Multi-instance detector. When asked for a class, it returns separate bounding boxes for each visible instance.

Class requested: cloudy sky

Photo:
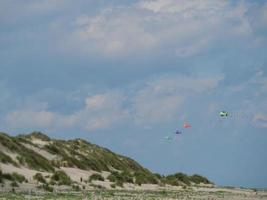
[1,0,267,188]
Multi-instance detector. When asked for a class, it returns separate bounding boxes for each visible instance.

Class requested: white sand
[21,143,58,161]
[0,163,51,182]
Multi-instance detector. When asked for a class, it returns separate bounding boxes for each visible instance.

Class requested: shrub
[164,173,190,186]
[38,183,53,192]
[134,171,158,185]
[12,173,26,183]
[44,144,60,154]
[174,173,190,185]
[0,170,3,183]
[33,173,46,184]
[121,171,134,183]
[72,184,80,191]
[10,181,19,187]
[20,149,54,172]
[107,171,133,184]
[115,180,123,188]
[2,173,14,181]
[190,174,211,184]
[89,173,104,182]
[107,171,121,181]
[51,170,71,185]
[0,152,16,165]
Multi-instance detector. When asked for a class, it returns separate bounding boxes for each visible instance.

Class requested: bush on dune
[51,170,71,185]
[89,173,105,182]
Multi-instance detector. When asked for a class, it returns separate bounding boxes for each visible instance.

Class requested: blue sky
[1,0,267,188]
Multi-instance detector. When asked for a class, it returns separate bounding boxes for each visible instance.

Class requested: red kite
[183,122,191,128]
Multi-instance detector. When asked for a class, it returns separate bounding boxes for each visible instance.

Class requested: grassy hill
[0,131,212,191]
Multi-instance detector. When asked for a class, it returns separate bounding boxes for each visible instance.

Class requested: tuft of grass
[11,173,26,183]
[51,170,72,186]
[33,173,46,184]
[10,181,19,187]
[0,152,17,166]
[189,174,211,184]
[89,173,105,182]
[37,183,54,192]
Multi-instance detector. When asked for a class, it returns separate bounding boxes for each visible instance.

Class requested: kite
[220,111,228,117]
[183,122,191,128]
[164,136,173,141]
[175,130,182,135]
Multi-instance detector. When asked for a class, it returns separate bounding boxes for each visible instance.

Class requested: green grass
[51,170,72,186]
[0,131,212,188]
[33,173,46,184]
[89,173,105,182]
[0,189,264,200]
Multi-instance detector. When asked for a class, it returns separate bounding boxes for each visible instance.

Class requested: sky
[0,0,267,189]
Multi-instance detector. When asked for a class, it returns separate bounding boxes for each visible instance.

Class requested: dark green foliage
[0,132,53,172]
[11,173,26,183]
[89,173,104,182]
[154,173,162,179]
[0,152,17,165]
[121,171,134,183]
[72,184,80,191]
[16,156,24,165]
[134,171,158,185]
[174,173,191,185]
[107,171,134,184]
[190,174,211,184]
[23,132,50,141]
[51,171,72,185]
[164,173,190,186]
[0,133,20,151]
[0,170,2,183]
[44,144,60,155]
[19,149,54,172]
[33,173,46,184]
[10,181,19,187]
[2,173,14,181]
[107,171,134,187]
[162,173,212,186]
[107,171,123,182]
[0,172,26,183]
[115,180,124,187]
[38,183,53,192]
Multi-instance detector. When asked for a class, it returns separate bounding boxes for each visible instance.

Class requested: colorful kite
[183,122,191,128]
[220,111,228,117]
[164,136,173,141]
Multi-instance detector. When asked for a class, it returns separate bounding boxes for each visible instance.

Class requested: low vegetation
[0,170,26,184]
[0,131,212,190]
[51,171,71,186]
[33,173,46,184]
[89,173,105,182]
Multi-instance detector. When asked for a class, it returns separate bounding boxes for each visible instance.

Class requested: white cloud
[0,74,223,132]
[65,0,259,58]
[132,74,222,125]
[5,110,55,129]
[81,91,129,131]
[85,94,107,109]
[71,9,157,56]
[252,113,267,128]
[138,0,226,15]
